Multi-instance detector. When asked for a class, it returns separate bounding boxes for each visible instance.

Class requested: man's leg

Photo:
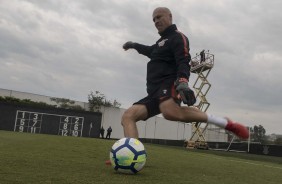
[121,104,148,138]
[105,105,148,165]
[159,98,249,139]
[160,98,207,122]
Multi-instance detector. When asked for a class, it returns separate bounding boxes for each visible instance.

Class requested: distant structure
[186,50,214,149]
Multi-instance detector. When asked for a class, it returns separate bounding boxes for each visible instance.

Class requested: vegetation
[0,96,85,111]
[0,96,56,108]
[50,97,84,110]
[250,125,266,143]
[0,130,282,184]
[0,90,122,113]
[274,136,282,145]
[88,91,121,112]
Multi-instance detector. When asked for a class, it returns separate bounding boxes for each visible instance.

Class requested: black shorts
[133,79,180,120]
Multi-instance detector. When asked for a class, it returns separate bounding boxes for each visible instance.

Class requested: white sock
[207,114,228,128]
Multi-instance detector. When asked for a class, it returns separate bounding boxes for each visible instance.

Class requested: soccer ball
[110,137,147,174]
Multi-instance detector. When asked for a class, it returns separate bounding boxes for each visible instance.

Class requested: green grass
[0,130,282,184]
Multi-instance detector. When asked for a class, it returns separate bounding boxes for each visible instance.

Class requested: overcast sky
[0,0,281,134]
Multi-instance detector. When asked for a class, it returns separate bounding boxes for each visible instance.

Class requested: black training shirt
[134,24,191,95]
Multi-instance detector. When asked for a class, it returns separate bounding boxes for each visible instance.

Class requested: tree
[274,137,282,145]
[0,96,55,108]
[251,125,266,143]
[88,91,121,112]
[50,97,84,110]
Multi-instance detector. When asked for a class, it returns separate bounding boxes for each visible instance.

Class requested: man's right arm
[123,41,154,58]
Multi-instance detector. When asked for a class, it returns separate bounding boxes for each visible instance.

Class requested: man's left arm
[171,33,196,106]
[171,33,191,80]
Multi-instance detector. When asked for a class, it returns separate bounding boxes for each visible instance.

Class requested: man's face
[152,8,172,33]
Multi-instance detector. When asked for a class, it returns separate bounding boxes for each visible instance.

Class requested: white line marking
[189,151,282,170]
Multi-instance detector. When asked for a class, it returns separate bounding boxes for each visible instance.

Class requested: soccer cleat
[105,160,112,166]
[225,118,249,139]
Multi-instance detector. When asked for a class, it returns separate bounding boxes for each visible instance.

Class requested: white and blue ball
[110,137,147,174]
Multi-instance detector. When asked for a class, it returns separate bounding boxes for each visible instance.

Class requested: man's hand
[123,41,135,50]
[175,78,196,106]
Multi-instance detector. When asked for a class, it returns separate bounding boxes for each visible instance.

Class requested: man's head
[152,7,172,33]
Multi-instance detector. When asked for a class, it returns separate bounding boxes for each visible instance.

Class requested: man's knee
[160,99,182,121]
[162,108,179,121]
[121,105,148,127]
[121,109,134,127]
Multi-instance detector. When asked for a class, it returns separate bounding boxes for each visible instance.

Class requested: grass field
[0,130,282,184]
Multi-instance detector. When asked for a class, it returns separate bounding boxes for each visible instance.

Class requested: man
[200,50,205,63]
[121,7,249,139]
[106,126,112,139]
[100,126,105,139]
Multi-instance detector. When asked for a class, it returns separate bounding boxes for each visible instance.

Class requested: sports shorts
[133,79,180,120]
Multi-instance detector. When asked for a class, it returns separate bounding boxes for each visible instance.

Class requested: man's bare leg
[121,104,148,138]
[159,98,208,123]
[159,98,249,139]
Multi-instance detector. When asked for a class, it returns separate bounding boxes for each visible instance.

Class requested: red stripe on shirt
[176,30,189,56]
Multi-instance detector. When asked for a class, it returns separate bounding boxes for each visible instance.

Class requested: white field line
[191,152,282,170]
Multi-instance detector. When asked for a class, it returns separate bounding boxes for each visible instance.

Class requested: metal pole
[226,135,235,151]
[183,123,186,140]
[248,127,251,153]
[144,121,147,138]
[177,122,179,140]
[154,116,157,139]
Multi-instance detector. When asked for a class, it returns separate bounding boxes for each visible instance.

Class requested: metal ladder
[186,50,214,149]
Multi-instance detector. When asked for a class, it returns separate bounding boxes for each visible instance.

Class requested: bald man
[122,7,249,139]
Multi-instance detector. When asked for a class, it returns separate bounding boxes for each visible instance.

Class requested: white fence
[100,106,193,140]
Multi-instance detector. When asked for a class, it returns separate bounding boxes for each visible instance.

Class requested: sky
[0,0,281,134]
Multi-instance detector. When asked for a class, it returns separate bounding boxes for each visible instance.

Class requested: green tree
[88,91,121,112]
[0,96,55,108]
[274,137,282,145]
[50,97,84,110]
[251,125,266,143]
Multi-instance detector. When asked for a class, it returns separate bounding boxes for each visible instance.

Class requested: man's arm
[170,32,191,80]
[123,41,155,58]
[171,32,195,106]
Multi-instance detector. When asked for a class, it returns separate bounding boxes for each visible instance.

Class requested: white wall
[99,107,193,140]
[0,88,89,109]
[100,107,125,139]
[204,127,228,142]
[0,88,12,96]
